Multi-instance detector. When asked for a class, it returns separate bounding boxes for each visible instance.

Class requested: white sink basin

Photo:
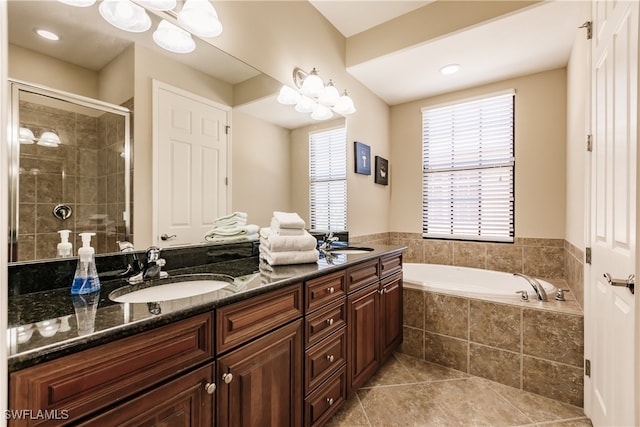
[110,280,230,303]
[327,247,374,254]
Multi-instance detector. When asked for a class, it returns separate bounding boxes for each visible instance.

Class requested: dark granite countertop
[7,244,405,372]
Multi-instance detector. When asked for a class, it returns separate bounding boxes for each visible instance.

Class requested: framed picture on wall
[354,141,371,175]
[375,156,389,185]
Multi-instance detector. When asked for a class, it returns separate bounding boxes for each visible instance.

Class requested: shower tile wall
[17,100,131,261]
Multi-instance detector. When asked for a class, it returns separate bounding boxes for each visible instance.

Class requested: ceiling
[310,0,585,105]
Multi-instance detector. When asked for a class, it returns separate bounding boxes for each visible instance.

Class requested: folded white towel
[213,212,248,227]
[271,211,305,230]
[204,224,260,240]
[271,227,305,237]
[259,227,318,252]
[259,259,319,283]
[205,233,259,244]
[259,246,319,266]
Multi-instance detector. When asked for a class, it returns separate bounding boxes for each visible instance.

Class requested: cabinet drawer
[347,259,379,292]
[9,313,213,427]
[216,284,303,354]
[380,252,403,278]
[305,298,346,348]
[304,367,346,427]
[305,271,346,313]
[305,328,346,394]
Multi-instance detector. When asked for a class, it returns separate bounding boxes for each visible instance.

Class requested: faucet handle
[555,288,569,301]
[516,290,529,301]
[118,241,134,252]
[146,246,161,262]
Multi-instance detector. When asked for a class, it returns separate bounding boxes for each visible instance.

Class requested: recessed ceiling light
[440,64,461,75]
[35,28,60,41]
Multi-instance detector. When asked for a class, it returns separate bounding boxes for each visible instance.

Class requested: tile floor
[325,353,592,427]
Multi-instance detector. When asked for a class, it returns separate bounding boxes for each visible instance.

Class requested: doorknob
[603,273,635,294]
[160,233,177,241]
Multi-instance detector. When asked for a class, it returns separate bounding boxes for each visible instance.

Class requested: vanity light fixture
[98,0,152,33]
[178,0,223,38]
[19,127,36,144]
[37,131,62,148]
[153,19,195,53]
[440,64,461,75]
[35,28,60,41]
[278,67,356,121]
[136,0,177,11]
[58,0,96,6]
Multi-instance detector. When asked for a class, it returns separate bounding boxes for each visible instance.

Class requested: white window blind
[310,127,347,231]
[421,91,515,242]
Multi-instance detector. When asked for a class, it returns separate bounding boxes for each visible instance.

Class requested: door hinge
[225,177,228,186]
[225,125,230,135]
[579,21,592,40]
[585,247,592,265]
[586,134,592,152]
[585,359,591,377]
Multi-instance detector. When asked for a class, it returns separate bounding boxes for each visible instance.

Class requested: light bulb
[99,0,152,33]
[136,0,176,10]
[295,96,317,114]
[178,0,223,38]
[277,85,301,105]
[153,20,196,54]
[311,104,333,120]
[333,90,356,115]
[57,0,96,6]
[317,80,340,107]
[19,127,36,144]
[37,131,61,147]
[300,68,324,98]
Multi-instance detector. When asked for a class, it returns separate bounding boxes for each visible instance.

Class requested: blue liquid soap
[71,233,101,295]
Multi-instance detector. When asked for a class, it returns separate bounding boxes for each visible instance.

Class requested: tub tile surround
[400,288,585,407]
[326,352,589,427]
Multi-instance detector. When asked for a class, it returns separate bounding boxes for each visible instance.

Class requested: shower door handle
[603,273,635,294]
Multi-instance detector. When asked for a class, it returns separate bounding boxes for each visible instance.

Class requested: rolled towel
[259,246,319,266]
[204,224,260,240]
[259,227,318,252]
[271,211,305,230]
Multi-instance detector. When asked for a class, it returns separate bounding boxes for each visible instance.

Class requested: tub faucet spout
[514,273,548,301]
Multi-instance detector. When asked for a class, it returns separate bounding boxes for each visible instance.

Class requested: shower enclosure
[9,80,132,262]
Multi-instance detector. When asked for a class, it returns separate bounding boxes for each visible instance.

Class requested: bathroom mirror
[7,0,325,262]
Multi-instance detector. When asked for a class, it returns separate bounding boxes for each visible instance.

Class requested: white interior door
[153,81,230,247]
[586,1,638,426]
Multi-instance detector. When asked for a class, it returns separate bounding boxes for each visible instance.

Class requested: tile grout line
[354,390,373,427]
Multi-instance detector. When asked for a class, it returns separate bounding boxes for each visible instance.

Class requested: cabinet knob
[378,289,384,295]
[326,318,334,326]
[327,397,334,406]
[204,382,216,394]
[222,372,233,384]
[326,354,334,362]
[327,287,335,294]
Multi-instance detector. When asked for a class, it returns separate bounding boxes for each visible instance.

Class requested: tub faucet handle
[516,290,529,301]
[555,288,569,301]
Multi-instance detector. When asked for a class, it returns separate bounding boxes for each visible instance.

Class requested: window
[309,127,347,231]
[421,91,515,242]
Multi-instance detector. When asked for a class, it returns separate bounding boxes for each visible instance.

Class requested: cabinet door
[380,272,403,362]
[78,363,214,427]
[217,319,302,427]
[347,283,379,396]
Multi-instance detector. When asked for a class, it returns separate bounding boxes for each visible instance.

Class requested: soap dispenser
[71,232,101,295]
[57,230,72,258]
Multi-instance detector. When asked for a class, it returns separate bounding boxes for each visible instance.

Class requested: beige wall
[8,44,98,98]
[231,111,291,227]
[390,68,567,239]
[565,11,589,249]
[98,45,134,106]
[211,1,392,238]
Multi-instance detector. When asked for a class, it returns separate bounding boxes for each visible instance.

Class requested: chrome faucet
[118,241,142,278]
[514,273,548,301]
[128,246,168,284]
[319,231,339,252]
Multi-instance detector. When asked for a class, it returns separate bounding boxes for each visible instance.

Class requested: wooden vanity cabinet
[215,283,304,427]
[9,313,213,427]
[346,253,403,397]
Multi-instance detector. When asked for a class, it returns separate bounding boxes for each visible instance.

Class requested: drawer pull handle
[327,397,334,406]
[327,287,335,294]
[326,354,334,362]
[204,382,216,394]
[222,372,233,384]
[326,318,334,326]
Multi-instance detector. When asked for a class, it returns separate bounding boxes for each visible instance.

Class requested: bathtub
[402,263,556,301]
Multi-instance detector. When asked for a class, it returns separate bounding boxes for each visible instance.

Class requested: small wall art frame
[354,141,371,175]
[375,156,389,185]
